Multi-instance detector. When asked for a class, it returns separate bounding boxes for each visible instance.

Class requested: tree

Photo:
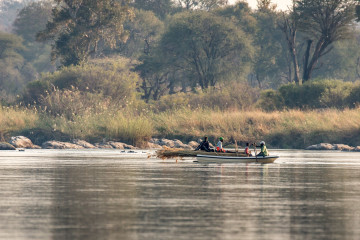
[13,1,53,43]
[135,50,172,101]
[37,0,134,66]
[278,9,301,85]
[0,0,30,32]
[296,0,357,82]
[118,10,164,58]
[253,3,290,88]
[13,0,55,73]
[215,1,257,35]
[176,0,228,10]
[0,32,33,96]
[131,0,175,19]
[157,11,253,90]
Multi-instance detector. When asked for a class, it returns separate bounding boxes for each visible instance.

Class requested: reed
[0,106,38,140]
[153,108,360,148]
[2,104,360,148]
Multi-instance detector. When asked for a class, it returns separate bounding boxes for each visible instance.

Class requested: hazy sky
[229,0,293,10]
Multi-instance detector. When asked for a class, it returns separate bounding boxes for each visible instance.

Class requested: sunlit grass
[0,106,38,140]
[2,105,360,148]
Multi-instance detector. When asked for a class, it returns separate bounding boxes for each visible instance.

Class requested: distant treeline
[0,0,360,109]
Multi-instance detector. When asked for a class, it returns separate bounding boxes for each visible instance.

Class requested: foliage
[175,0,228,10]
[257,89,284,112]
[131,0,176,19]
[4,102,360,148]
[215,1,257,35]
[258,79,360,110]
[13,1,53,43]
[0,105,38,140]
[22,57,141,117]
[150,11,253,90]
[151,82,259,112]
[311,36,360,81]
[37,0,134,66]
[281,0,357,83]
[13,0,55,73]
[252,5,289,87]
[151,107,360,148]
[0,31,37,97]
[0,0,29,32]
[118,10,165,58]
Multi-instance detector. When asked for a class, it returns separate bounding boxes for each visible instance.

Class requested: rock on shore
[9,136,41,149]
[0,142,16,150]
[71,139,96,148]
[42,141,85,149]
[2,136,197,150]
[305,143,357,151]
[150,138,193,149]
[94,141,137,149]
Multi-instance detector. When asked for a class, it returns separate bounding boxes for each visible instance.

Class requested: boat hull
[196,154,278,163]
[157,149,247,159]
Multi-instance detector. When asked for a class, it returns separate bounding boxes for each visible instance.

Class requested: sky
[229,0,293,11]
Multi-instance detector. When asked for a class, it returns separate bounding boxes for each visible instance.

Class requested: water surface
[0,149,360,240]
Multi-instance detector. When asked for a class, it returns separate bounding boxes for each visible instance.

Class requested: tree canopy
[137,11,253,95]
[37,0,134,66]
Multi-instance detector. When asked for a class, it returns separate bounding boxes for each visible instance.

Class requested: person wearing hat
[216,137,226,152]
[257,141,269,157]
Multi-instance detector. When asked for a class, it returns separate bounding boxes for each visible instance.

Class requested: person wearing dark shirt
[195,137,212,152]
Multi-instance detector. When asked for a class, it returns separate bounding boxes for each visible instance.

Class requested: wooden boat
[196,154,279,163]
[157,148,247,159]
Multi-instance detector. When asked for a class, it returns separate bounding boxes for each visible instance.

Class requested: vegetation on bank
[1,1,360,149]
[2,104,360,149]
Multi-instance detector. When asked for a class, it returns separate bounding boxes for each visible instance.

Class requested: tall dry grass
[36,110,153,147]
[2,104,360,148]
[152,108,360,148]
[0,106,38,140]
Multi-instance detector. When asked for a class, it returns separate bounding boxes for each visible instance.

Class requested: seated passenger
[216,137,226,152]
[245,142,252,156]
[257,141,269,157]
[195,137,213,152]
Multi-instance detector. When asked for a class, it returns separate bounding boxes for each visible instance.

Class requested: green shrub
[347,84,360,108]
[23,57,143,118]
[257,89,284,111]
[260,79,357,110]
[152,82,259,112]
[22,80,51,104]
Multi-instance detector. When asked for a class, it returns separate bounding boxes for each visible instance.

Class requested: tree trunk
[302,39,313,83]
[303,39,327,82]
[279,16,301,85]
[256,73,262,88]
[290,44,300,85]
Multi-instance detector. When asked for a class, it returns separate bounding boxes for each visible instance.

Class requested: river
[0,149,359,240]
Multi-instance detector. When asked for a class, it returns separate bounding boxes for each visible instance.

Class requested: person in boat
[257,141,269,157]
[245,142,252,156]
[195,136,213,152]
[216,137,226,152]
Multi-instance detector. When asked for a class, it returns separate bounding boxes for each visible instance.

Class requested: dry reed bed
[1,106,360,148]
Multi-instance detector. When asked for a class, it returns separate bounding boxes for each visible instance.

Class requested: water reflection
[0,150,360,240]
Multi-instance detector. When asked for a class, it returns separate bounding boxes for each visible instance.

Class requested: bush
[347,84,360,108]
[152,82,259,112]
[257,89,284,111]
[22,57,142,118]
[259,79,358,110]
[39,87,110,119]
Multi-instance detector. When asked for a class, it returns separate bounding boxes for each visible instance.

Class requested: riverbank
[1,106,360,149]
